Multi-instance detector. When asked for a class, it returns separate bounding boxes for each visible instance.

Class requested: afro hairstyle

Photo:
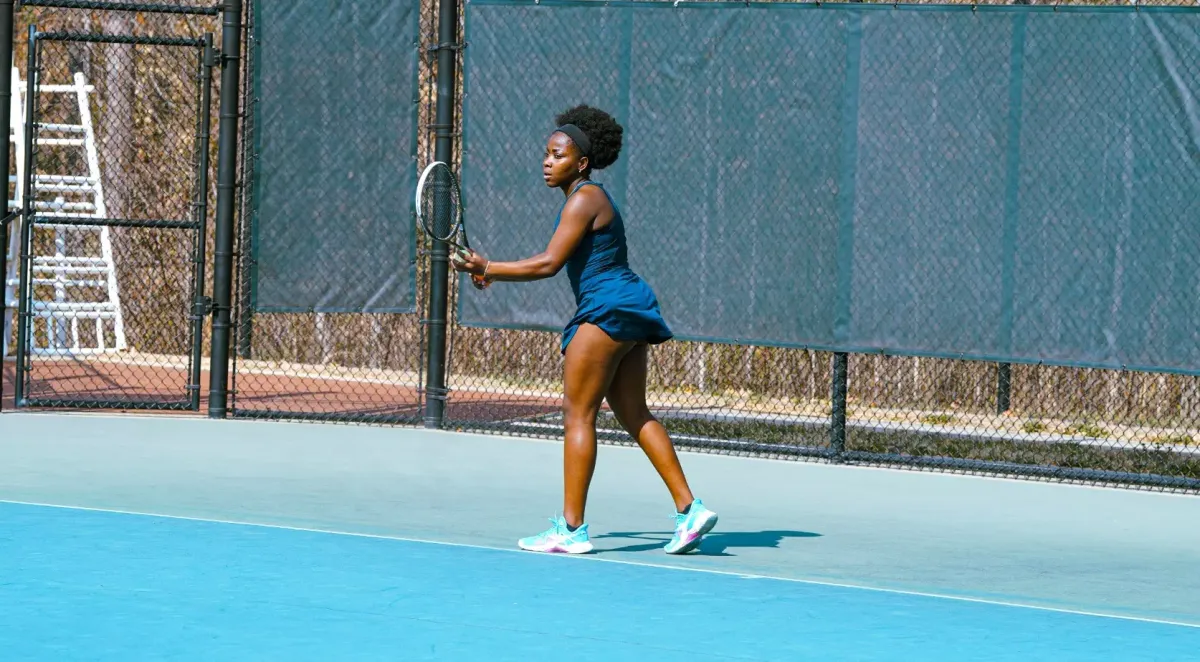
[554,105,623,170]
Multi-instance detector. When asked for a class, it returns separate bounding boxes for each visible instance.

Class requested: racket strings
[421,166,462,242]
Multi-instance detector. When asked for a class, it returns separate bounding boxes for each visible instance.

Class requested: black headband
[555,124,591,157]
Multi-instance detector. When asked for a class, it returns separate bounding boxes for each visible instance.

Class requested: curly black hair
[554,104,623,171]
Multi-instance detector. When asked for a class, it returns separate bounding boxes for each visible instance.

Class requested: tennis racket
[415,160,488,290]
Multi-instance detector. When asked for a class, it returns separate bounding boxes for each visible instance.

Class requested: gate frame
[12,27,215,411]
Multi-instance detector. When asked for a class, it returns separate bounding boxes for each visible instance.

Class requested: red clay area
[2,358,561,423]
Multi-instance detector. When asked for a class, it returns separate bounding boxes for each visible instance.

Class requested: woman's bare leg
[605,343,695,512]
[560,324,635,528]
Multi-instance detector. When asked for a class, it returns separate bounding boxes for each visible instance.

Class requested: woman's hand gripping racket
[416,161,489,290]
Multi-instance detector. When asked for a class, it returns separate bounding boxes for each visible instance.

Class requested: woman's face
[543,132,586,188]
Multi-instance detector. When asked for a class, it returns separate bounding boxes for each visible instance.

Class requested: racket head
[415,161,463,243]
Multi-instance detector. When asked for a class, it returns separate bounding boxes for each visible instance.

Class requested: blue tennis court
[2,413,1198,660]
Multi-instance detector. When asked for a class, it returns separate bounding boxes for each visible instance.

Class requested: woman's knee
[611,400,654,434]
[562,399,600,427]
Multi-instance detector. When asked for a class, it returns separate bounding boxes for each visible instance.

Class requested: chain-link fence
[227,0,435,424]
[445,0,1200,492]
[3,3,219,410]
[4,0,1198,496]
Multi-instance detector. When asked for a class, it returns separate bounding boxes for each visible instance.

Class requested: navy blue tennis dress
[556,181,673,354]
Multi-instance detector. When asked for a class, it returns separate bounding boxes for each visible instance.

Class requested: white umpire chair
[3,67,126,359]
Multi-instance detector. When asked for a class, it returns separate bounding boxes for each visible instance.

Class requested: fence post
[422,0,461,429]
[13,25,35,408]
[207,0,243,418]
[830,352,849,457]
[996,362,1012,414]
[189,34,215,411]
[0,0,12,412]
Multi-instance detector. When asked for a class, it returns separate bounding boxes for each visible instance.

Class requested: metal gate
[11,28,214,410]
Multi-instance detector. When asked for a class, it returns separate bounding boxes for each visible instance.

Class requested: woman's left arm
[452,192,599,283]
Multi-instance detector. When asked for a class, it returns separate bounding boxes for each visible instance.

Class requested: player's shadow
[593,530,821,556]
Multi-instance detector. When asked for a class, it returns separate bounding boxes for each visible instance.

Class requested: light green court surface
[1,412,1198,629]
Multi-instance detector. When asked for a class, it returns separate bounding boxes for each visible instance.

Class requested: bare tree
[98,12,133,221]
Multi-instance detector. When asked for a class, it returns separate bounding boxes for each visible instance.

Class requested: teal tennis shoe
[665,499,718,555]
[518,515,593,554]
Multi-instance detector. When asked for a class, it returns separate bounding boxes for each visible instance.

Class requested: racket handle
[470,275,489,290]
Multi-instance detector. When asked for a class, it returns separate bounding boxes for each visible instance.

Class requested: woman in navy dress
[451,105,718,554]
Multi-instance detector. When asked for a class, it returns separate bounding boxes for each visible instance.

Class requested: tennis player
[451,105,718,555]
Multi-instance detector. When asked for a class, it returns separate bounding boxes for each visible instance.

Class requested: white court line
[3,498,1198,631]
